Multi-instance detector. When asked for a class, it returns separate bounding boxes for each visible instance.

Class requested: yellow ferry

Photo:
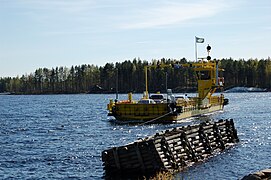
[107,45,227,123]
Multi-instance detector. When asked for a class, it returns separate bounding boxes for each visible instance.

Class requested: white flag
[196,37,204,43]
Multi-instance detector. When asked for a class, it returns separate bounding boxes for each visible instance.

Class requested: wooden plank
[102,119,239,177]
[112,147,121,170]
[134,142,146,172]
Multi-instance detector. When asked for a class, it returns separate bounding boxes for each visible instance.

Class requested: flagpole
[195,36,197,62]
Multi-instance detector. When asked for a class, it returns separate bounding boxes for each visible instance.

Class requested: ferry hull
[109,103,224,123]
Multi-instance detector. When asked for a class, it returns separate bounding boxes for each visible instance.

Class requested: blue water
[0,93,270,179]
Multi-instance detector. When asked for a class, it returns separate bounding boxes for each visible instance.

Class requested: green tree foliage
[0,58,271,94]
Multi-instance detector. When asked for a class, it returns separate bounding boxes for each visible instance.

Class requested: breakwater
[102,119,239,178]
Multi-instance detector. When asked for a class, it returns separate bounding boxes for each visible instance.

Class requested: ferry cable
[138,110,173,126]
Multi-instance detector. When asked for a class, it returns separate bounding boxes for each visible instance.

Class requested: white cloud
[120,0,231,29]
[6,0,234,32]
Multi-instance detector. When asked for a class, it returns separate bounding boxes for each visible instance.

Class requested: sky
[0,0,271,77]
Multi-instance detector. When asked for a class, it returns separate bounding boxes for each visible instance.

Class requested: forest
[0,57,271,94]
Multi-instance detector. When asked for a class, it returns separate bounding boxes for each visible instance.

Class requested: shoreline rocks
[242,169,271,180]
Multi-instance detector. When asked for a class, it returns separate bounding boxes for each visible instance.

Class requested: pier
[102,119,239,178]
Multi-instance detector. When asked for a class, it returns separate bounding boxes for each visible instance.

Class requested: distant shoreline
[1,87,270,95]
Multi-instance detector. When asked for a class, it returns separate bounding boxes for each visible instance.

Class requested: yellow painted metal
[107,58,225,122]
[107,99,114,111]
[128,93,132,102]
[144,66,149,99]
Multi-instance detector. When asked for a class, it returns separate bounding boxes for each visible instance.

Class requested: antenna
[166,71,168,102]
[115,68,118,102]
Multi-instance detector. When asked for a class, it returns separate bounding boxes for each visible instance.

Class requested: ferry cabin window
[197,71,211,80]
[150,94,165,100]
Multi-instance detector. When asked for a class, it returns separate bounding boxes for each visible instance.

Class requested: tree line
[0,58,271,94]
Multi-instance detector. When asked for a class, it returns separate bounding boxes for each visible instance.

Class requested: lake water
[0,93,270,179]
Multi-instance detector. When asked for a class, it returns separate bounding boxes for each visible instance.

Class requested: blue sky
[0,0,270,77]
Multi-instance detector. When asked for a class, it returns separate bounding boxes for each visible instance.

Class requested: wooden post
[102,119,239,177]
[134,142,146,173]
[199,125,213,154]
[213,123,225,150]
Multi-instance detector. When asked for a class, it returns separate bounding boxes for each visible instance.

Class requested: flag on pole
[195,37,204,43]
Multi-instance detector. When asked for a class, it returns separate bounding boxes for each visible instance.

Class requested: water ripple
[0,93,270,179]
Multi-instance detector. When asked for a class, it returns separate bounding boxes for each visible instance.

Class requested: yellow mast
[144,66,149,99]
[144,63,170,99]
